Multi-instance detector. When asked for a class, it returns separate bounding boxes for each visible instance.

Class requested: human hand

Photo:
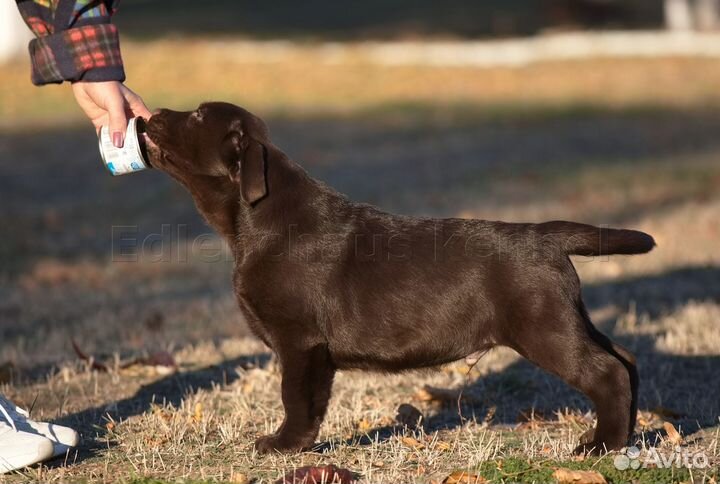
[71,81,151,147]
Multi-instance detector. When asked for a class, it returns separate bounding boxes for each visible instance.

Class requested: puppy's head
[145,102,270,205]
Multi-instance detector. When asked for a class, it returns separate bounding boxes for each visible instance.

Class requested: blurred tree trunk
[665,0,720,30]
[665,0,695,30]
[0,1,33,64]
[695,0,720,29]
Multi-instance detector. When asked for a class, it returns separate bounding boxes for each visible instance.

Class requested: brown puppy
[145,102,654,455]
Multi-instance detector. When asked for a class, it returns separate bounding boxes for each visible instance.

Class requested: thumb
[107,99,128,148]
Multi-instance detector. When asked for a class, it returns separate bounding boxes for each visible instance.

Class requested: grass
[1,41,720,483]
[5,40,720,126]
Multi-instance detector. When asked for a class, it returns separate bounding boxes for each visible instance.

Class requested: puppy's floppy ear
[221,131,268,205]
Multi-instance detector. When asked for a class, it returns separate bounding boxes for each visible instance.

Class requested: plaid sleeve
[16,0,125,85]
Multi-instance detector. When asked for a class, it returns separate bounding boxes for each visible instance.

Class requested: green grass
[122,457,718,483]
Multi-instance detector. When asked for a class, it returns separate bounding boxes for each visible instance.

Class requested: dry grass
[4,40,720,126]
[1,41,719,483]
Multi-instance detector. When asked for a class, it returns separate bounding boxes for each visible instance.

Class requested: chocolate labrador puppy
[145,102,654,455]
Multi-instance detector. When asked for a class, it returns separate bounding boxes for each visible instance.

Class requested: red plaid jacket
[16,0,125,85]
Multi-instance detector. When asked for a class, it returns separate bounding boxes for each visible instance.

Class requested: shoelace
[0,399,18,432]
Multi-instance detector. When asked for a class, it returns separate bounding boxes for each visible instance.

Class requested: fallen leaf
[230,473,250,484]
[356,418,373,432]
[72,339,177,375]
[435,441,452,452]
[663,422,683,445]
[552,468,606,484]
[637,414,652,428]
[401,436,425,449]
[443,470,487,484]
[71,339,110,372]
[396,403,423,428]
[276,465,356,484]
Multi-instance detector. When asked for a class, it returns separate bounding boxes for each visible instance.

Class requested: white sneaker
[0,396,79,461]
[0,420,54,474]
[25,421,80,457]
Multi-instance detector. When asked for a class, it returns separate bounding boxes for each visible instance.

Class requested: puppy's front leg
[255,343,335,454]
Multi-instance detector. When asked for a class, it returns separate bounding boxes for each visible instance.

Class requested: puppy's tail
[536,221,655,256]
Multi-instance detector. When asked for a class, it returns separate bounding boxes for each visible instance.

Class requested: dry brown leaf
[230,473,250,484]
[435,441,452,452]
[663,421,683,445]
[401,436,425,449]
[552,468,606,484]
[356,418,373,432]
[71,339,110,372]
[276,465,356,484]
[442,470,487,484]
[415,387,435,401]
[637,414,651,427]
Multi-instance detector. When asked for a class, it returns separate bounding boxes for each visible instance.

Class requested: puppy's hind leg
[581,309,639,447]
[506,303,635,455]
[255,343,336,454]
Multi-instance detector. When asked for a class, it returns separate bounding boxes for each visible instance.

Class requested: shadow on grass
[45,265,720,465]
[44,352,272,469]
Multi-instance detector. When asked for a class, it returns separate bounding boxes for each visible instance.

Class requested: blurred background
[0,0,719,450]
[2,0,720,367]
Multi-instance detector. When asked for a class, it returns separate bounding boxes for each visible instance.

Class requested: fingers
[107,95,128,148]
[71,81,150,145]
[122,85,153,120]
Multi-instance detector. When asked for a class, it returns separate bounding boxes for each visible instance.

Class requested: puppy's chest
[232,260,330,329]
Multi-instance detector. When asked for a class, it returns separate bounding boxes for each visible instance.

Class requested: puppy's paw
[574,439,624,456]
[254,434,309,454]
[573,441,604,456]
[574,430,628,455]
[578,428,595,445]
